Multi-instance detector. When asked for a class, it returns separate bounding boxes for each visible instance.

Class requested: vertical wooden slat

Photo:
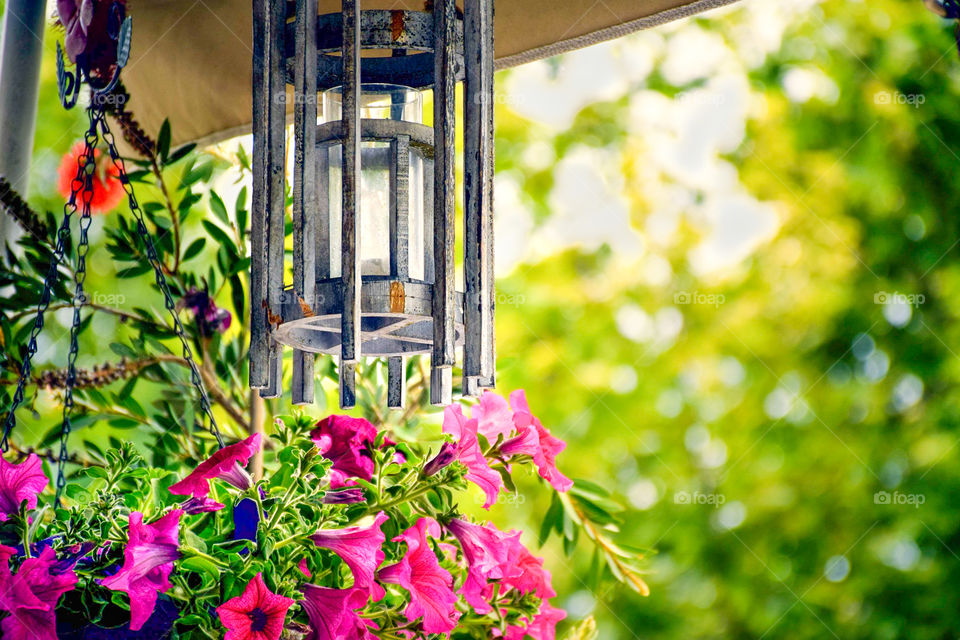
[252,0,286,393]
[431,0,456,406]
[390,134,410,280]
[463,0,495,396]
[339,0,361,409]
[388,356,405,409]
[292,0,318,405]
[316,147,331,280]
[339,360,357,408]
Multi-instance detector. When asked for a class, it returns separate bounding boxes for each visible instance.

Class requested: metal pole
[0,0,45,241]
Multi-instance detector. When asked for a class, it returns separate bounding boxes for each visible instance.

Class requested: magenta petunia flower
[507,391,573,493]
[503,603,568,640]
[0,546,79,640]
[471,390,515,443]
[168,434,261,499]
[0,453,49,521]
[300,584,372,640]
[216,573,294,640]
[446,518,522,614]
[378,518,461,634]
[443,405,503,509]
[309,511,388,598]
[100,510,183,631]
[311,416,377,487]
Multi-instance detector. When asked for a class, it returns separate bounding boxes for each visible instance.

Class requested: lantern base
[272,278,464,357]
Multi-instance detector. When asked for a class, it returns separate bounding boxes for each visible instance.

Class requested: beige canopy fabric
[121,0,738,147]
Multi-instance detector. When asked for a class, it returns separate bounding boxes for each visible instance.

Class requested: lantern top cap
[120,0,738,147]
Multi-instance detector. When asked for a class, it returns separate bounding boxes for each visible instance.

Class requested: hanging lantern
[244,0,494,409]
[113,0,736,408]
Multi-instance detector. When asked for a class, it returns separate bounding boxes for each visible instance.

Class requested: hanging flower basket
[0,392,643,639]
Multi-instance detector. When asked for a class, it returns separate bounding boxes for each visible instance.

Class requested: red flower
[0,453,48,521]
[378,518,461,634]
[168,434,261,499]
[217,573,294,640]
[442,405,503,509]
[0,546,78,640]
[309,511,388,598]
[100,510,182,631]
[56,142,125,214]
[300,585,373,640]
[310,416,377,488]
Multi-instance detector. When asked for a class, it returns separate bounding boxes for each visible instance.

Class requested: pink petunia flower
[100,510,183,631]
[378,518,461,634]
[446,518,522,614]
[300,585,373,640]
[309,512,388,598]
[505,391,573,493]
[168,434,261,499]
[471,391,515,443]
[502,541,556,601]
[216,572,294,640]
[311,416,377,487]
[0,546,78,640]
[503,603,568,640]
[442,406,503,509]
[0,453,49,521]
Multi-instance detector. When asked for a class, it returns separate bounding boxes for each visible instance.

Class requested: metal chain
[56,114,99,497]
[95,111,226,448]
[1,109,100,454]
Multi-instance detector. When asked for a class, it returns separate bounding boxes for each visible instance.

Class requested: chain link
[1,109,99,456]
[96,112,225,449]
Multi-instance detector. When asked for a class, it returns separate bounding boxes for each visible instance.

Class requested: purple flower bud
[322,488,365,504]
[423,442,457,477]
[181,496,226,515]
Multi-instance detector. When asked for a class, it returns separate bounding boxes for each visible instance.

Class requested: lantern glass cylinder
[323,84,428,281]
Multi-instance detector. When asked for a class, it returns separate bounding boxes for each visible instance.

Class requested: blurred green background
[6,0,960,638]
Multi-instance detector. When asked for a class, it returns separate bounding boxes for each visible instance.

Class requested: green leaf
[110,342,138,358]
[539,491,564,546]
[157,119,171,163]
[183,237,206,262]
[180,162,214,190]
[202,220,235,252]
[180,556,220,580]
[84,466,109,479]
[209,191,229,224]
[167,143,197,165]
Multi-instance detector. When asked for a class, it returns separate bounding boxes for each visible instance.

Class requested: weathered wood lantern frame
[249,0,495,409]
